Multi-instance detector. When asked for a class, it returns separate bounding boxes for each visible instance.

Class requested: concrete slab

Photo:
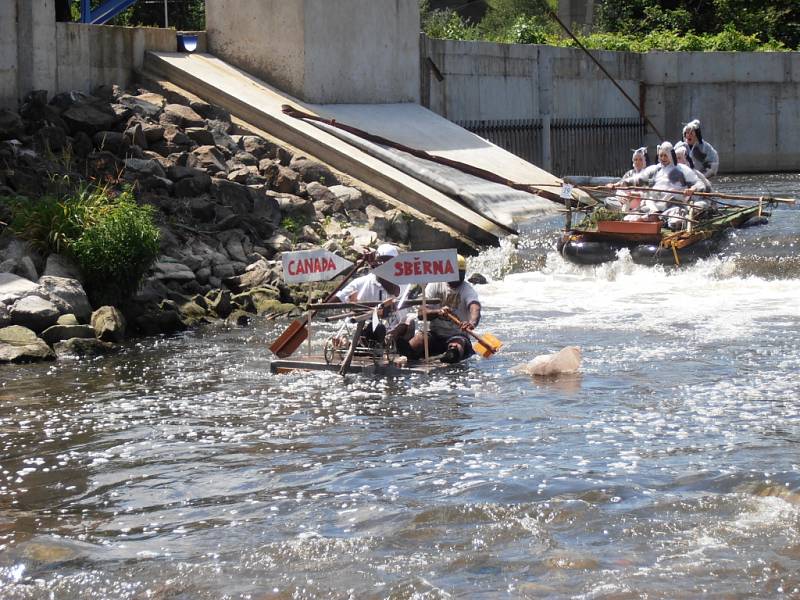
[145,52,572,247]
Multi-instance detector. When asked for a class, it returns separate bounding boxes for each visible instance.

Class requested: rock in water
[516,346,581,377]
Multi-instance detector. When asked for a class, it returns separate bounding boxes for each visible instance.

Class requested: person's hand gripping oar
[441,308,502,358]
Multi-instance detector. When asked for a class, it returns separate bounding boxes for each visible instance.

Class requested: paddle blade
[269,319,308,358]
[474,332,502,358]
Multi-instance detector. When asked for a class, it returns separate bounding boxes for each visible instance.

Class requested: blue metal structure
[79,0,140,25]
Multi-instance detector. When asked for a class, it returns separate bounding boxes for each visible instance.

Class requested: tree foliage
[422,0,799,50]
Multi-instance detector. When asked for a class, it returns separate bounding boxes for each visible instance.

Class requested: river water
[1,174,799,599]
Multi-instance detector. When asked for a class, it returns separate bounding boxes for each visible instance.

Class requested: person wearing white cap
[335,243,412,346]
[398,254,482,364]
[681,119,719,178]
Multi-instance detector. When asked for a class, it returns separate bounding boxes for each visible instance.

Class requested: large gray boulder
[54,338,118,359]
[0,272,39,304]
[118,93,165,118]
[0,325,55,363]
[43,254,83,282]
[289,157,338,186]
[152,259,196,283]
[160,103,205,129]
[0,109,24,140]
[61,103,116,136]
[329,185,364,211]
[38,276,92,323]
[91,306,126,343]
[40,324,96,346]
[9,296,60,332]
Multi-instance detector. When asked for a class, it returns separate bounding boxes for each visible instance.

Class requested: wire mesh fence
[457,118,647,177]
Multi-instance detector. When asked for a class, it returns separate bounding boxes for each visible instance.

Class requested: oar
[269,255,368,358]
[585,185,796,204]
[442,313,503,358]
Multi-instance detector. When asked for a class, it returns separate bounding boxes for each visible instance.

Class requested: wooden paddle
[269,256,368,358]
[443,312,503,358]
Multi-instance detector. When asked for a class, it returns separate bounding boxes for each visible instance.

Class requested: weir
[136,0,573,247]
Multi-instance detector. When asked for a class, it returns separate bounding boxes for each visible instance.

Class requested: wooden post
[422,288,430,363]
[339,321,365,376]
[307,312,312,357]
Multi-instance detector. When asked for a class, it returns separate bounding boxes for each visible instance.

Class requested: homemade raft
[556,188,793,266]
[269,299,448,376]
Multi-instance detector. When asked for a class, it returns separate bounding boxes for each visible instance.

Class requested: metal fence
[457,118,647,177]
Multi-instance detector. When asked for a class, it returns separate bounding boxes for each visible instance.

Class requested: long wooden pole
[587,185,796,204]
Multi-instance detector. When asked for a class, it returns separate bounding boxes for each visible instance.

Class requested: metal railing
[457,117,647,177]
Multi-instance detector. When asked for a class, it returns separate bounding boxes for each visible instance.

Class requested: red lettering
[404,262,413,276]
[394,263,403,277]
[288,259,297,275]
[423,261,432,274]
[445,261,454,274]
[323,257,334,271]
[433,261,443,275]
[414,261,421,275]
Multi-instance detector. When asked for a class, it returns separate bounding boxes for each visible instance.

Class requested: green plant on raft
[579,206,625,228]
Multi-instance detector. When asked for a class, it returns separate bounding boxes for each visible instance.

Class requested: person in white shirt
[398,255,482,364]
[335,243,412,346]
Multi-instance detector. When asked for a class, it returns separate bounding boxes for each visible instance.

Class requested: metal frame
[79,0,140,25]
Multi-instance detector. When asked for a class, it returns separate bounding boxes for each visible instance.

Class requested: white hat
[376,243,399,258]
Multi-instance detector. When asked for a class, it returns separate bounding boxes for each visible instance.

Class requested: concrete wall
[0,0,18,110]
[643,51,800,172]
[422,36,800,173]
[205,0,420,104]
[0,0,181,110]
[55,24,177,96]
[422,38,641,121]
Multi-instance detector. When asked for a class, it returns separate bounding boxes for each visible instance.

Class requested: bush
[422,9,482,41]
[70,191,160,306]
[5,184,160,307]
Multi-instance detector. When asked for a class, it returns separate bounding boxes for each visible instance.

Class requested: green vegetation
[579,206,624,228]
[421,0,798,51]
[3,184,160,306]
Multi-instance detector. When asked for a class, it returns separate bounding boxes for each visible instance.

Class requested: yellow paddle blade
[473,332,502,358]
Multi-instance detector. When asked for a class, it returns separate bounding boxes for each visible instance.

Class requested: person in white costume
[605,147,649,212]
[613,142,707,228]
[681,119,720,178]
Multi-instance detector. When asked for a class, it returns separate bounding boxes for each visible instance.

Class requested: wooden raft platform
[270,354,447,376]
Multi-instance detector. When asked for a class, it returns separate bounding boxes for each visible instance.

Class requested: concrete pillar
[205,0,420,104]
[0,0,19,109]
[16,0,57,100]
[538,47,553,172]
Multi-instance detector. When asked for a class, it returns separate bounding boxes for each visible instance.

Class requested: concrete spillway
[144,51,572,247]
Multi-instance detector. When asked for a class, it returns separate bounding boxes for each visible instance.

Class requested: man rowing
[334,243,413,347]
[398,255,482,364]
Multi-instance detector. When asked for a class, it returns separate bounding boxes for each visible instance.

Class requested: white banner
[282,249,353,284]
[370,249,459,285]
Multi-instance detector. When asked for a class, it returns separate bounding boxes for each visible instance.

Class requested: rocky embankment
[0,83,429,363]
